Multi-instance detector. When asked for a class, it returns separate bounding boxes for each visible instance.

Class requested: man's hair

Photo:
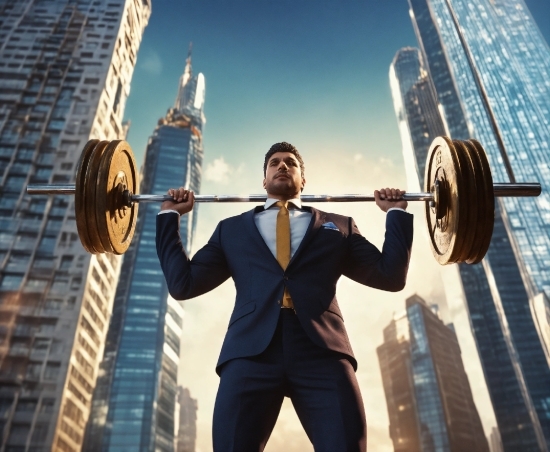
[263,142,305,177]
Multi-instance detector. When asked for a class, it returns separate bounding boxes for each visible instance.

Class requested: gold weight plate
[466,139,494,264]
[459,140,487,264]
[424,136,465,265]
[96,140,139,254]
[75,139,99,253]
[452,140,479,263]
[84,141,110,254]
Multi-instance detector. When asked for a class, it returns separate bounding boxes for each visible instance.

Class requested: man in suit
[156,142,413,452]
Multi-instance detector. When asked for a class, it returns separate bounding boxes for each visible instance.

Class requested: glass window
[1,274,23,291]
[15,399,37,413]
[44,362,60,380]
[39,399,54,413]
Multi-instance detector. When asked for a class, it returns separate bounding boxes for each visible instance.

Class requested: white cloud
[139,50,162,75]
[378,156,394,167]
[204,157,242,184]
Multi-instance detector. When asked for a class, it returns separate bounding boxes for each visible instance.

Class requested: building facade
[0,1,150,450]
[175,387,197,452]
[84,53,205,451]
[390,0,550,449]
[377,295,489,452]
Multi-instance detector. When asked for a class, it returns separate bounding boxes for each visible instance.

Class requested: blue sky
[122,2,550,451]
[125,0,550,175]
[126,1,417,171]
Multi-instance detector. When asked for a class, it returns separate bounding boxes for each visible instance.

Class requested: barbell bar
[26,183,541,203]
[24,137,542,263]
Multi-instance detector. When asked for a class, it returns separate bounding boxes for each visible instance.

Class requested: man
[156,142,413,452]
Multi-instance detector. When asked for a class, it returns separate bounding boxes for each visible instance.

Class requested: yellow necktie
[275,201,294,308]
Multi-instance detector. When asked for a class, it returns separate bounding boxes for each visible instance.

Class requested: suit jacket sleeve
[342,210,413,292]
[156,213,231,300]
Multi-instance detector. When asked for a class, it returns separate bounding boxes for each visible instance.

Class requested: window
[25,364,41,380]
[39,398,54,413]
[7,423,30,445]
[44,362,60,380]
[15,399,37,413]
[0,398,14,416]
[24,278,48,292]
[32,339,49,354]
[31,423,48,443]
[1,274,23,291]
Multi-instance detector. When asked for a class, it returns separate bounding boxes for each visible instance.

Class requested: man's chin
[266,184,298,198]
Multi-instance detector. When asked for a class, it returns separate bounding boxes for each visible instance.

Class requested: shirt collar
[264,197,302,210]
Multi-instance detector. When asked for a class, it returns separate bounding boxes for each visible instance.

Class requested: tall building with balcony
[377,294,489,452]
[84,51,205,451]
[391,0,550,449]
[0,1,150,450]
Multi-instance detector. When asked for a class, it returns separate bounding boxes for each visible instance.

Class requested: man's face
[263,152,305,199]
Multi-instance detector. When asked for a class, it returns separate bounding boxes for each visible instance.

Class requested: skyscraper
[175,387,198,452]
[391,0,550,449]
[0,1,150,450]
[389,47,447,192]
[84,50,205,451]
[377,295,489,452]
[420,0,550,301]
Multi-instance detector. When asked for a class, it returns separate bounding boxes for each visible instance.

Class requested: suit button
[284,276,289,281]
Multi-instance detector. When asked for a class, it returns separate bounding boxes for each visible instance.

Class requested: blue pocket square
[322,222,339,231]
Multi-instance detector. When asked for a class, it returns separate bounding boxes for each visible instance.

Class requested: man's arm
[342,188,413,292]
[156,188,231,300]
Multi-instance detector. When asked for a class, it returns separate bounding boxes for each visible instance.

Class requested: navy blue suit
[156,206,413,451]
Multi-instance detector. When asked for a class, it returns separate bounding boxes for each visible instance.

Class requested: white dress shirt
[159,201,405,258]
[254,198,312,260]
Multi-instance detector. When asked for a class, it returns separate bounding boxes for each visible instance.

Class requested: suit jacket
[156,206,413,374]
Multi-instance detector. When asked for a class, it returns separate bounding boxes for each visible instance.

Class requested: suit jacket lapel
[288,206,325,268]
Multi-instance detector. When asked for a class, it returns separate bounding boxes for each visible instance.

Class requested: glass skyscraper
[0,1,150,450]
[84,52,205,451]
[390,0,550,449]
[377,295,489,452]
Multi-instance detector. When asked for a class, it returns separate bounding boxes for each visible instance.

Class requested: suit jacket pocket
[228,301,256,327]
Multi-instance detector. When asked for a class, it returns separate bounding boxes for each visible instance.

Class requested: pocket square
[322,222,339,231]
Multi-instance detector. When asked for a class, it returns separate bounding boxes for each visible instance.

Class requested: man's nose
[278,162,288,171]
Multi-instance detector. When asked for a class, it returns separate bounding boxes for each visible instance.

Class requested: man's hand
[374,187,408,212]
[160,187,195,215]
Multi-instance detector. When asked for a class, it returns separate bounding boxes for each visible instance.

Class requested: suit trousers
[212,309,367,452]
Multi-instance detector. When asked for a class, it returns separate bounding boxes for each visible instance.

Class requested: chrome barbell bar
[26,183,542,204]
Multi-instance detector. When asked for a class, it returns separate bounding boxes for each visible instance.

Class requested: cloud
[204,157,242,184]
[378,156,394,167]
[139,50,162,75]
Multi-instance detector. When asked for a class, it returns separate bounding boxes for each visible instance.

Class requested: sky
[122,1,550,451]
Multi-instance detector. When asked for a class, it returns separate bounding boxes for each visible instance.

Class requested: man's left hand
[374,188,408,212]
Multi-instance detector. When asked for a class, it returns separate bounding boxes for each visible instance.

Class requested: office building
[389,47,446,192]
[390,0,550,449]
[84,51,205,451]
[175,387,198,452]
[0,1,150,450]
[377,295,489,452]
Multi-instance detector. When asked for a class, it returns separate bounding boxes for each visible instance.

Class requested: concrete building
[0,1,150,450]
[175,387,198,452]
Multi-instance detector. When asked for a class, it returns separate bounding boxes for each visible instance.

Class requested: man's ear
[301,177,306,192]
[263,178,266,189]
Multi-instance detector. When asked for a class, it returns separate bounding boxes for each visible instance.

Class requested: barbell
[26,137,541,264]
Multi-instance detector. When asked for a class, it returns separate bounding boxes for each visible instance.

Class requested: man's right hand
[160,187,195,215]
